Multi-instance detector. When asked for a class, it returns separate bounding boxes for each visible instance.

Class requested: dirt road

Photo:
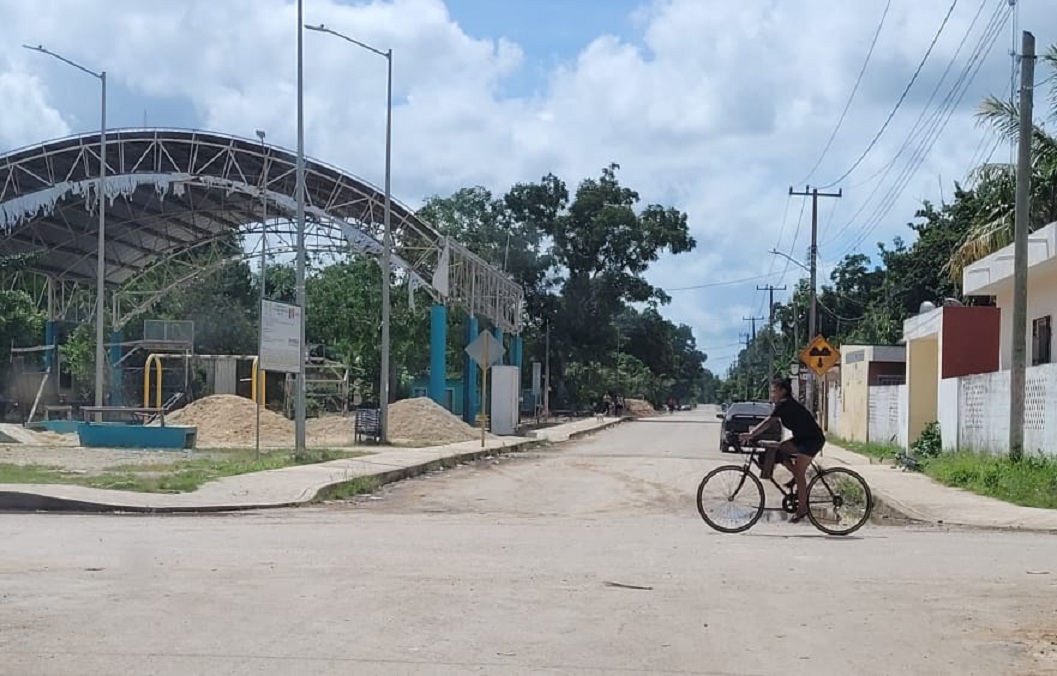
[1,410,1055,675]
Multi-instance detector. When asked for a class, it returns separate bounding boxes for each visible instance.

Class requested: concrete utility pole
[1010,30,1035,462]
[757,283,786,375]
[789,186,841,418]
[757,284,787,328]
[739,332,752,400]
[743,316,764,399]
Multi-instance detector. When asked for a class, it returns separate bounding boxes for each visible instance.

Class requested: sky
[1,0,1055,372]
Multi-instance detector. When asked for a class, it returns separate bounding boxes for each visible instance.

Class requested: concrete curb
[0,418,630,514]
[824,447,1057,534]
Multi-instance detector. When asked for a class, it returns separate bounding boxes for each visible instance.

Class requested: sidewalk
[0,416,624,514]
[822,443,1057,532]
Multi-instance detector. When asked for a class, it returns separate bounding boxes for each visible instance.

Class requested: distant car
[716,401,780,453]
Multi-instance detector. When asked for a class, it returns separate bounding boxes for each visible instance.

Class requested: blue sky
[2,0,1056,372]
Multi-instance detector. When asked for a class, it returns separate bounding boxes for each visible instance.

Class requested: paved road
[1,410,1056,675]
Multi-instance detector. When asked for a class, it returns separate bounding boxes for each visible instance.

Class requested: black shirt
[772,397,824,441]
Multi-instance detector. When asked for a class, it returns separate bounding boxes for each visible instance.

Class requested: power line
[837,0,990,196]
[665,272,785,292]
[818,0,961,189]
[826,0,1010,256]
[795,0,892,185]
[839,2,1010,255]
[755,194,793,318]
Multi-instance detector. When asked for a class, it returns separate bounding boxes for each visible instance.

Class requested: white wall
[827,380,841,436]
[996,264,1057,370]
[957,362,1057,455]
[867,385,907,448]
[937,377,960,451]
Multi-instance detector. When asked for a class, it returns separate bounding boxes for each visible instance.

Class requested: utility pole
[743,316,764,399]
[757,284,786,379]
[1010,30,1035,462]
[757,284,787,327]
[739,332,752,400]
[789,185,841,418]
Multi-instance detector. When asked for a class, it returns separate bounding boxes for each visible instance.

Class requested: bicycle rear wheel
[805,467,873,535]
[696,465,765,533]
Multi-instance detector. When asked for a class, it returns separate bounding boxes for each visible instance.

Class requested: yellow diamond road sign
[800,335,839,377]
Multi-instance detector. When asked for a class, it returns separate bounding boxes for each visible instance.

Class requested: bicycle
[696,432,873,536]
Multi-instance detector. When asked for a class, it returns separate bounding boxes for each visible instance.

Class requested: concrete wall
[940,306,1000,378]
[907,338,939,444]
[956,362,1057,455]
[867,384,907,448]
[839,347,870,442]
[826,379,841,436]
[937,377,960,451]
[996,264,1057,370]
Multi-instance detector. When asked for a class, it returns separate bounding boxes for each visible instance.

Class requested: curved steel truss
[0,128,523,332]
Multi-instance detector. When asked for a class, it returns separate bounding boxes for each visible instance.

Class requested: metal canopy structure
[0,128,523,332]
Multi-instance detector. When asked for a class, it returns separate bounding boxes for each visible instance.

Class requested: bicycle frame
[725,435,829,509]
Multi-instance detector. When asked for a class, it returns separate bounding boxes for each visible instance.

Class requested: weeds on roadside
[924,451,1057,510]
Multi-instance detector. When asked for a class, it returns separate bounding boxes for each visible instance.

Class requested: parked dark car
[716,402,781,452]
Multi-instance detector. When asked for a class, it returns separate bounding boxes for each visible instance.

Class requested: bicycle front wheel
[805,467,873,536]
[696,465,765,533]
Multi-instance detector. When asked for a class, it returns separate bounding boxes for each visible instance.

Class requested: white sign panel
[260,300,302,373]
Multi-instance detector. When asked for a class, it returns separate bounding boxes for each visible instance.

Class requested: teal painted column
[429,304,447,407]
[109,330,123,407]
[493,327,505,364]
[512,334,523,371]
[462,316,479,424]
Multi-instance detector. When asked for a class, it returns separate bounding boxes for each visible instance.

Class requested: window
[1032,316,1052,365]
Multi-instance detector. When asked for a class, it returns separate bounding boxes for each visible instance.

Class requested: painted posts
[462,316,479,424]
[429,304,447,407]
[109,329,123,406]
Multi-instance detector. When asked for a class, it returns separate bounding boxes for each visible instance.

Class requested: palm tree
[947,44,1057,281]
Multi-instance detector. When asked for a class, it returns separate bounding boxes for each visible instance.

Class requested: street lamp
[24,44,107,414]
[769,249,809,273]
[305,22,394,443]
[255,128,267,460]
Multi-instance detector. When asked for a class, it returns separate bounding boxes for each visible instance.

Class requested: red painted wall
[941,306,1000,378]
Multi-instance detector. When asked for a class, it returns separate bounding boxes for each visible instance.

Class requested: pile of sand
[623,398,658,418]
[388,397,485,444]
[161,394,491,448]
[165,394,294,447]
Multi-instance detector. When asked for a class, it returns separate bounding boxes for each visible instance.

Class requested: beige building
[837,345,906,443]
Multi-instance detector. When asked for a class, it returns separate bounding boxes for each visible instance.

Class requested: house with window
[928,220,1057,454]
[963,221,1057,369]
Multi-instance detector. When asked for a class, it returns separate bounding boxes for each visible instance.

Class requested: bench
[354,408,382,444]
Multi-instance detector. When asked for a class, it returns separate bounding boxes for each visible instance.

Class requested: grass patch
[0,448,368,494]
[829,435,901,460]
[923,450,1057,510]
[317,475,381,501]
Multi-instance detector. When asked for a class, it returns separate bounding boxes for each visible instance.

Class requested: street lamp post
[256,129,267,460]
[305,22,393,443]
[24,45,107,414]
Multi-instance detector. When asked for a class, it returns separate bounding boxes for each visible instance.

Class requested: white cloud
[1,0,1055,371]
[0,68,69,149]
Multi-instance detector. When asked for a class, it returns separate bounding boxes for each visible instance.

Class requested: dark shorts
[790,437,825,457]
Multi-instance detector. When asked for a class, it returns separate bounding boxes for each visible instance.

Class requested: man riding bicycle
[739,377,825,522]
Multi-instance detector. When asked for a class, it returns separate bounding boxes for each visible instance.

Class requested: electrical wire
[839,3,1010,254]
[818,0,960,189]
[795,0,892,186]
[754,194,793,317]
[664,272,786,292]
[826,1,1010,256]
